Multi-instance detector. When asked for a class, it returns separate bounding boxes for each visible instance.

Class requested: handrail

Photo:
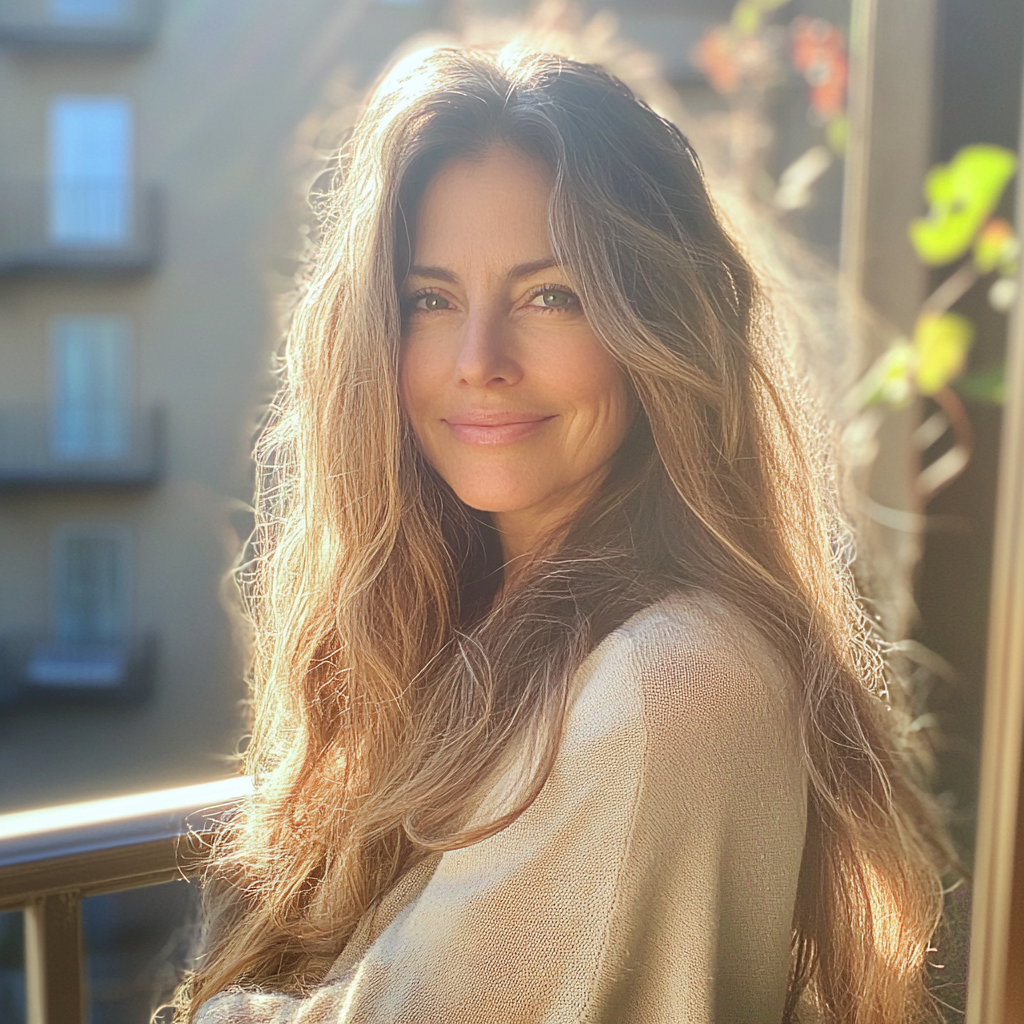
[0,776,251,1024]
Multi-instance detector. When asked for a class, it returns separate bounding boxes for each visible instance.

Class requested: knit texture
[196,592,807,1023]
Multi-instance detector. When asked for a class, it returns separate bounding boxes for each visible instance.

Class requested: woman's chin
[434,463,541,514]
[449,482,547,516]
[458,494,539,516]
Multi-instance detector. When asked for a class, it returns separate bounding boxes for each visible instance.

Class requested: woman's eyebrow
[406,258,562,285]
[407,264,458,284]
[508,257,559,281]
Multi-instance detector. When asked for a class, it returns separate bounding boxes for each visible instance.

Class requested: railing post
[24,892,84,1024]
[967,33,1024,1024]
[0,777,252,1021]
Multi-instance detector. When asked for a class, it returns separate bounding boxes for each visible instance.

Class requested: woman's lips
[444,413,554,445]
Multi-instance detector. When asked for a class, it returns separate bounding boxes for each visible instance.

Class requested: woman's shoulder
[573,589,799,741]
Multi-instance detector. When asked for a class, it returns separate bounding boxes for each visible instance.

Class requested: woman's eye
[414,293,451,311]
[529,287,577,309]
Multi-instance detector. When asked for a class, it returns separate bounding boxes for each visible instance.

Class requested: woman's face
[399,144,632,562]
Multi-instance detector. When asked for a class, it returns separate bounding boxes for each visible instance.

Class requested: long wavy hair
[177,46,954,1023]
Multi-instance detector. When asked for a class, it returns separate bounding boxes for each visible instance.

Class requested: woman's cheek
[399,333,442,426]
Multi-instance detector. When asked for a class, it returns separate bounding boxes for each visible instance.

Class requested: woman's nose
[455,310,523,388]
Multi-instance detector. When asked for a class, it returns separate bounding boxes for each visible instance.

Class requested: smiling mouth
[444,414,555,445]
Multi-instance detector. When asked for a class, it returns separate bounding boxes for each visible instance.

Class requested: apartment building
[0,1,445,1019]
[0,0,444,816]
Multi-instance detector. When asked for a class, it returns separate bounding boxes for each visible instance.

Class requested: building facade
[0,0,442,813]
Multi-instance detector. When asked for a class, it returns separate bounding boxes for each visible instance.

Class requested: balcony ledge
[0,0,159,50]
[0,633,158,708]
[0,405,165,490]
[0,181,162,277]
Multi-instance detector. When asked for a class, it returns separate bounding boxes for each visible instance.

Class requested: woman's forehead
[411,146,557,272]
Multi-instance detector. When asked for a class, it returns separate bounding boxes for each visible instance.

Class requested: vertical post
[841,0,937,330]
[840,0,939,639]
[838,0,877,295]
[967,39,1024,1024]
[1006,777,1024,1021]
[23,893,84,1024]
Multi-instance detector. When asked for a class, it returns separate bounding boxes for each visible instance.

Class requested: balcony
[0,406,164,489]
[0,181,161,276]
[0,633,157,708]
[0,0,159,49]
[0,776,250,1024]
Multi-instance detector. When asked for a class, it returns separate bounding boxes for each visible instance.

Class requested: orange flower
[693,26,741,95]
[791,16,848,120]
[974,218,1019,274]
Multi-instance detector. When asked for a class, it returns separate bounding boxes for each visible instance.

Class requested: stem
[917,386,975,500]
[920,261,980,317]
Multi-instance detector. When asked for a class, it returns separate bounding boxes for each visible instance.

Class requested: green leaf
[730,0,790,36]
[730,1,762,35]
[909,145,1018,266]
[825,114,848,156]
[956,364,1006,405]
[913,312,974,394]
[859,342,916,407]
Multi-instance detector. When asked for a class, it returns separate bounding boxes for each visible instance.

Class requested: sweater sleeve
[196,595,807,1024]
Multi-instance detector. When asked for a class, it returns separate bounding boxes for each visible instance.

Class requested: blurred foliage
[972,216,1019,275]
[825,113,848,155]
[692,21,782,97]
[913,313,976,396]
[956,364,1007,405]
[856,342,916,408]
[909,145,1018,267]
[676,0,1018,504]
[849,143,1017,502]
[857,314,975,408]
[860,144,1017,419]
[693,2,1018,424]
[692,0,849,210]
[790,15,848,143]
[731,0,791,37]
[989,276,1019,313]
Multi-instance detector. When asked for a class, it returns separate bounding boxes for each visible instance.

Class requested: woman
[180,46,953,1024]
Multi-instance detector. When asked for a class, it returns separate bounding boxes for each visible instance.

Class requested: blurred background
[0,0,1020,1019]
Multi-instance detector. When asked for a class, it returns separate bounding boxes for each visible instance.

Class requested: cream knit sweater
[197,592,807,1024]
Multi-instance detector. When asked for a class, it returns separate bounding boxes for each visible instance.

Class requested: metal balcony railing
[0,776,251,1024]
[0,0,159,48]
[0,182,161,275]
[0,632,157,708]
[0,406,164,488]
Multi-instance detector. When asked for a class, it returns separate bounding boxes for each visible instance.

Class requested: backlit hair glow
[176,46,953,1024]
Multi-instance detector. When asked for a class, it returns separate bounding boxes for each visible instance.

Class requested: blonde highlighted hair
[177,46,954,1023]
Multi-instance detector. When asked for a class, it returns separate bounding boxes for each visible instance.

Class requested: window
[48,96,133,245]
[23,526,134,689]
[50,315,132,460]
[52,526,131,645]
[48,0,129,24]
